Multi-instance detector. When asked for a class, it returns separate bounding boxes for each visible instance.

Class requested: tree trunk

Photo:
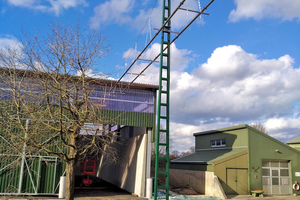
[65,138,77,200]
[65,159,76,200]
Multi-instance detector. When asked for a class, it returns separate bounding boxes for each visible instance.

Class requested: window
[211,139,226,147]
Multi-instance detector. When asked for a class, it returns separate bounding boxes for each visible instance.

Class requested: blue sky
[1,0,300,152]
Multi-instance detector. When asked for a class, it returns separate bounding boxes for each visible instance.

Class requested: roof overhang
[171,148,248,165]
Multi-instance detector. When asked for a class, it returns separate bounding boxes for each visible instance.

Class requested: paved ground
[1,179,299,200]
[227,194,300,199]
[74,187,147,199]
[0,186,147,200]
[2,194,300,200]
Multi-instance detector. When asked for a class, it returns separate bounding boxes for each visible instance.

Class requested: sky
[0,0,300,152]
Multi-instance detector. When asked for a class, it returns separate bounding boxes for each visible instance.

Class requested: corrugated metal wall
[100,109,155,128]
[0,157,21,193]
[0,117,66,195]
[0,156,66,195]
[0,84,157,195]
[0,110,155,195]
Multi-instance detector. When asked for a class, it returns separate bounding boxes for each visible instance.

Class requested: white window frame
[211,139,226,147]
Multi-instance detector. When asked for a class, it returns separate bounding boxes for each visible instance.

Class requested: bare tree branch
[0,22,115,200]
[250,123,268,134]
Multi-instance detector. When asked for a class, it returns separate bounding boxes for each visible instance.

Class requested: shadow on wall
[169,131,241,196]
[169,169,209,194]
[169,169,227,199]
[96,126,147,196]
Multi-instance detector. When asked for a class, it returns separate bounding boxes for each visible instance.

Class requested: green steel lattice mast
[154,0,171,199]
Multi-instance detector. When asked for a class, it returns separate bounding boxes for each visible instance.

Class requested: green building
[287,137,300,151]
[170,124,300,199]
[0,72,158,197]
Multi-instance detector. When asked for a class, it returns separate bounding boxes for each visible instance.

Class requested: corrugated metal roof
[171,147,248,164]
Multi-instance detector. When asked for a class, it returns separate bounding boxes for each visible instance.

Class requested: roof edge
[286,137,300,144]
[170,160,212,165]
[0,67,159,90]
[193,124,248,136]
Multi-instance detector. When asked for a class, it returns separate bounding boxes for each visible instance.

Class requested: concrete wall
[96,127,148,197]
[169,169,226,200]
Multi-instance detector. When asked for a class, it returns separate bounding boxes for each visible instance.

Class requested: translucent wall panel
[90,87,155,113]
[0,76,156,114]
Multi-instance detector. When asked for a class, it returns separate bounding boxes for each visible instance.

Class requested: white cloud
[265,117,300,142]
[229,0,300,22]
[90,0,135,29]
[0,35,20,49]
[194,45,255,84]
[170,121,233,152]
[122,48,137,60]
[121,44,300,151]
[76,68,108,79]
[123,43,191,85]
[90,0,205,30]
[7,0,88,16]
[177,45,300,123]
[0,36,30,69]
[0,36,23,59]
[122,43,191,75]
[0,36,21,51]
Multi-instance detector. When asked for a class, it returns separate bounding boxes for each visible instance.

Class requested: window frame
[211,139,226,147]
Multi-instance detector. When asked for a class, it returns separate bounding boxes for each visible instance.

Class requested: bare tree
[250,123,268,134]
[169,150,180,160]
[189,146,195,153]
[151,125,172,158]
[0,22,116,200]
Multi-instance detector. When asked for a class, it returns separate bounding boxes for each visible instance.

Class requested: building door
[226,168,248,195]
[262,160,290,195]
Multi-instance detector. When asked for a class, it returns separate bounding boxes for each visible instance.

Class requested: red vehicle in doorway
[80,160,96,186]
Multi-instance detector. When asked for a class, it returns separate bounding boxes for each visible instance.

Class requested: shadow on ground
[0,178,146,200]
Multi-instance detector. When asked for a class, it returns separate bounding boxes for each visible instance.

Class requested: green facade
[214,150,248,195]
[195,127,248,150]
[0,110,156,195]
[247,126,300,195]
[0,100,157,195]
[0,117,67,195]
[171,125,300,195]
[101,109,156,128]
[0,157,66,195]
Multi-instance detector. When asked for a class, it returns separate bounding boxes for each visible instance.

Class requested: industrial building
[0,73,158,198]
[170,124,300,199]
